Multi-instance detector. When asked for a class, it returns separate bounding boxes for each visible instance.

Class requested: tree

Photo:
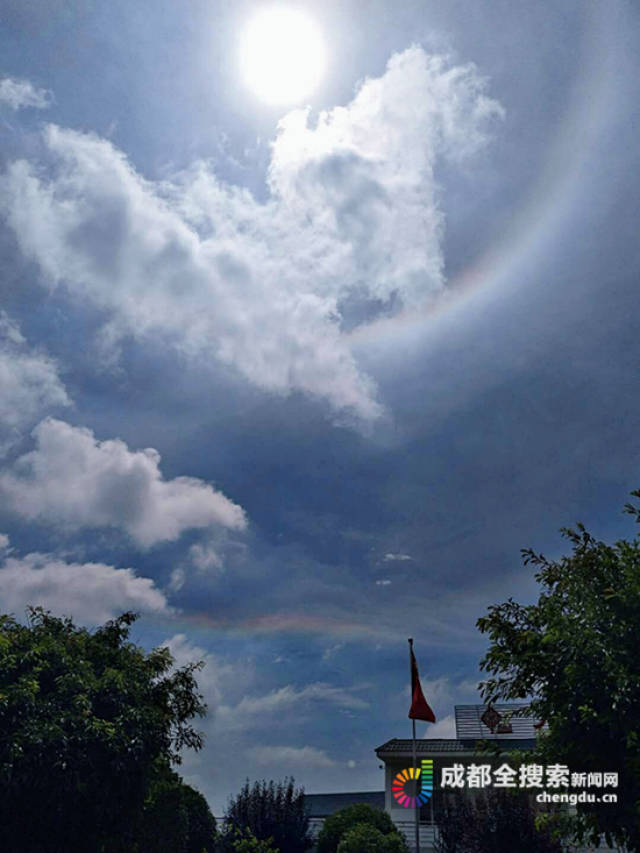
[180,781,218,853]
[222,827,279,853]
[316,803,400,853]
[434,789,562,853]
[0,607,207,853]
[223,778,311,853]
[136,761,217,853]
[476,491,640,850]
[337,822,409,853]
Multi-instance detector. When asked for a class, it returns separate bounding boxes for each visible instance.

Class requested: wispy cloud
[0,77,52,110]
[210,681,370,735]
[162,633,238,712]
[322,643,344,660]
[252,745,336,768]
[231,682,369,717]
[188,540,224,573]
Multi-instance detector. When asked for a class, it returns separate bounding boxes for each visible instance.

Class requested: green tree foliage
[336,822,409,853]
[180,782,218,853]
[434,789,562,853]
[136,761,217,853]
[0,607,207,853]
[224,827,279,853]
[223,778,311,853]
[316,803,399,853]
[477,492,640,851]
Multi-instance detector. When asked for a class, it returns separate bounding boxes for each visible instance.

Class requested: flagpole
[409,639,420,853]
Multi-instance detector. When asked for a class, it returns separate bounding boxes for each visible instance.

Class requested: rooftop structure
[375,703,540,851]
[375,702,542,759]
[454,703,542,739]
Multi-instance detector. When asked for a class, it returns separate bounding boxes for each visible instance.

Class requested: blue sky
[1,0,639,815]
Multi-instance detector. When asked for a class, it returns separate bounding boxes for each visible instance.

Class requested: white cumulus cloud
[0,418,247,548]
[0,535,168,624]
[0,47,502,421]
[268,48,503,311]
[0,77,52,110]
[0,312,71,456]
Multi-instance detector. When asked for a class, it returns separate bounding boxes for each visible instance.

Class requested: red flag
[408,642,436,723]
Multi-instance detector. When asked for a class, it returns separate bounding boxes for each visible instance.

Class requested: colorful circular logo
[392,760,433,808]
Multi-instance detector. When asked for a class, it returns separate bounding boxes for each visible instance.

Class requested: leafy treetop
[477,491,640,850]
[316,803,399,853]
[336,822,408,853]
[0,607,207,853]
[223,777,311,853]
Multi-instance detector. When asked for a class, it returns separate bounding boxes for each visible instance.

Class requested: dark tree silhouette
[0,607,207,853]
[223,778,312,853]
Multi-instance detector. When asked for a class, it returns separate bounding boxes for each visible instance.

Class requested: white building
[306,704,621,852]
[375,703,538,851]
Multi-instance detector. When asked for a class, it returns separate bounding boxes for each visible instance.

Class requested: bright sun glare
[241,7,326,106]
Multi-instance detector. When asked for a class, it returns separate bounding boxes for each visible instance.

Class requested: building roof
[375,738,537,757]
[454,704,543,740]
[304,791,385,817]
[375,705,541,761]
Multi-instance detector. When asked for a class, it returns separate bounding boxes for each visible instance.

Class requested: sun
[240,7,326,106]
